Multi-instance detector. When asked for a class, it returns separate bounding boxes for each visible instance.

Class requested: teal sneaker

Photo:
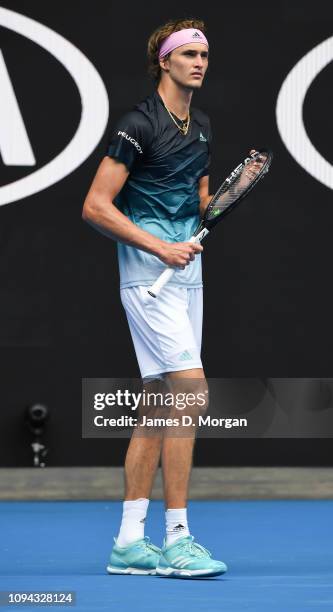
[156,535,228,578]
[107,536,161,575]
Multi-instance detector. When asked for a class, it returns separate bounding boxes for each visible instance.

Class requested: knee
[192,379,209,416]
[167,378,209,417]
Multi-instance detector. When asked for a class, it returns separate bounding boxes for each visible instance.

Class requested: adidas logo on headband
[192,31,202,38]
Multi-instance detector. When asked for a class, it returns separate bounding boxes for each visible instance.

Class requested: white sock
[116,498,149,547]
[165,508,190,546]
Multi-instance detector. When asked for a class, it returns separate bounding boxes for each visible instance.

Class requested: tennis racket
[147,148,273,298]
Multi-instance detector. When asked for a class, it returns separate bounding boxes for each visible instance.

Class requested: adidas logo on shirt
[199,132,207,142]
[179,350,193,361]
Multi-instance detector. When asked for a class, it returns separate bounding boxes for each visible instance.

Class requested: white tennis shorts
[120,285,203,380]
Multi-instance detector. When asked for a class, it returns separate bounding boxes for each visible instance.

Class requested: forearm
[83,198,164,258]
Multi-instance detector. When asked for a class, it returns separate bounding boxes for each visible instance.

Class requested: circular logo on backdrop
[276,35,333,190]
[0,7,109,207]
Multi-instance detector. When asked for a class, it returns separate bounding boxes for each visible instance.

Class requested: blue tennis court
[1,500,332,611]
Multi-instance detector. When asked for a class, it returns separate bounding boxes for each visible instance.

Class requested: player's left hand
[238,149,264,187]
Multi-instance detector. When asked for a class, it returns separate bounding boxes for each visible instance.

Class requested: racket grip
[147,267,175,298]
[148,236,199,298]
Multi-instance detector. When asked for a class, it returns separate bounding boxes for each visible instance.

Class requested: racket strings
[205,151,272,223]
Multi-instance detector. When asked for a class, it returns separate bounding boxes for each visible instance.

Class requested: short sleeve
[199,117,212,178]
[106,111,153,172]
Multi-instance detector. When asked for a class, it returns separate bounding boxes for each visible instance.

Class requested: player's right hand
[157,241,203,269]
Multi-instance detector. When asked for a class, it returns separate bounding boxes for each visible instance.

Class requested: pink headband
[158,28,209,60]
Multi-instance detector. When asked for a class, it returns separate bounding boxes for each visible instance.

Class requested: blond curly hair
[147,18,206,83]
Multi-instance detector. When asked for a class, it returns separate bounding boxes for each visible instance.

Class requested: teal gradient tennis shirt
[106,91,212,288]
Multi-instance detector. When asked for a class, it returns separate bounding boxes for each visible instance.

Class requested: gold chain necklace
[163,102,190,136]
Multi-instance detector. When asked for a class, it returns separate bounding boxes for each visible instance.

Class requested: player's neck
[157,82,192,121]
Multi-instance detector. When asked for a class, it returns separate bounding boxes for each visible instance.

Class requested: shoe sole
[156,566,227,578]
[107,565,156,575]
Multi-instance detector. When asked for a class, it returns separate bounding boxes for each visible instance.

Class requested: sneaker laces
[142,536,160,554]
[179,537,212,558]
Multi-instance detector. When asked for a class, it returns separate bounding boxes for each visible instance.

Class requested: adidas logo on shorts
[179,350,193,361]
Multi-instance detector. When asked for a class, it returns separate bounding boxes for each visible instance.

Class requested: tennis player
[82,18,227,578]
